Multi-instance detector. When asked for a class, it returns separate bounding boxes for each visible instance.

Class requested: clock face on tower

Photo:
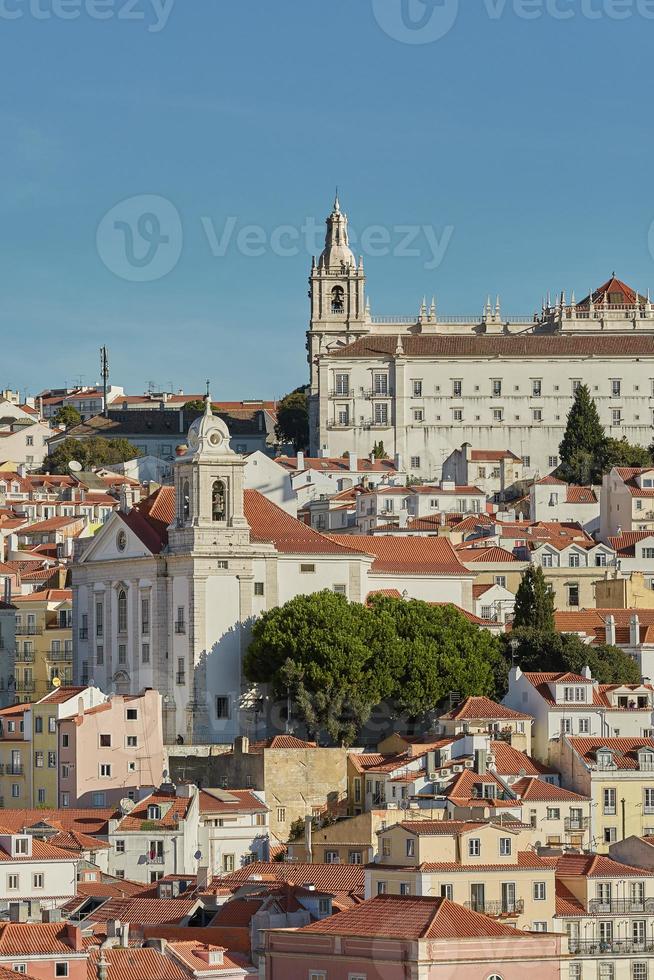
[188,426,200,449]
[209,430,223,448]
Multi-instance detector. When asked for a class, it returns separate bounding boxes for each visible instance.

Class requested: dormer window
[563,686,586,703]
[14,837,29,855]
[597,751,614,769]
[147,804,161,820]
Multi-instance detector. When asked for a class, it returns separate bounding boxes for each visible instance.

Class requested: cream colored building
[366,820,556,932]
[308,203,654,479]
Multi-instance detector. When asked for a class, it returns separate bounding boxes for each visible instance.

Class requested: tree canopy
[183,399,206,413]
[245,592,505,744]
[558,384,651,482]
[506,627,640,685]
[53,405,82,428]
[45,437,141,473]
[275,387,309,451]
[512,566,555,631]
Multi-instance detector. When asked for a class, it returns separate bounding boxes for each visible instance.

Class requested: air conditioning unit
[464,760,474,768]
[386,802,398,810]
[440,769,448,777]
[428,772,438,781]
[453,765,463,772]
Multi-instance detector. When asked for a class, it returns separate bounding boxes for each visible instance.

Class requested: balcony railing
[147,855,164,864]
[16,627,37,636]
[48,649,73,661]
[15,652,34,663]
[174,622,186,634]
[569,939,654,956]
[176,672,186,685]
[588,898,654,914]
[465,900,524,916]
[79,628,88,640]
[7,765,24,775]
[564,817,589,832]
[15,681,35,693]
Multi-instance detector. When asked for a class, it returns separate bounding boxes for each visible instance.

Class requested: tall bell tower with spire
[307,194,368,453]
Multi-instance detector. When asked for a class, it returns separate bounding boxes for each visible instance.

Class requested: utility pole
[100,347,109,418]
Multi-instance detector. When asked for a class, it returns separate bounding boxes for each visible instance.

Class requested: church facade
[308,198,654,480]
[71,399,473,743]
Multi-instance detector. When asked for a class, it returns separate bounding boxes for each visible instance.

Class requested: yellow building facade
[12,589,73,705]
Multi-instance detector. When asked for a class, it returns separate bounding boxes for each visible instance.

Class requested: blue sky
[1,0,653,400]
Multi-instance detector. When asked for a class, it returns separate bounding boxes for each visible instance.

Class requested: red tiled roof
[609,531,654,557]
[0,837,75,862]
[568,736,654,769]
[86,947,189,980]
[248,735,317,751]
[445,768,516,806]
[87,897,198,925]
[330,333,654,360]
[0,809,112,835]
[245,491,362,556]
[328,534,469,575]
[222,861,364,896]
[566,486,598,504]
[298,894,542,939]
[470,450,521,462]
[46,830,111,852]
[198,789,268,814]
[38,685,85,704]
[18,516,83,534]
[488,740,556,776]
[396,820,487,836]
[555,880,586,916]
[275,455,398,473]
[457,546,520,563]
[511,777,588,802]
[440,696,531,722]
[577,276,647,308]
[556,852,654,878]
[113,791,192,831]
[12,589,72,604]
[0,922,86,956]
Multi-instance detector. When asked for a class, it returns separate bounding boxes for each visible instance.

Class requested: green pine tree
[512,566,555,631]
[558,384,607,483]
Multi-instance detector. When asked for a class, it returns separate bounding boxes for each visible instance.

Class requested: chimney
[399,510,408,529]
[119,923,129,948]
[474,749,487,774]
[235,735,249,755]
[348,452,358,472]
[304,814,313,863]
[605,614,616,646]
[631,613,640,646]
[194,946,224,966]
[394,453,402,472]
[296,451,305,471]
[42,908,62,923]
[66,922,84,953]
[582,666,593,681]
[97,950,109,980]
[17,463,26,478]
[509,665,522,685]
[196,866,210,891]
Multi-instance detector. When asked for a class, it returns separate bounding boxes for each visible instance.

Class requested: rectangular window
[126,735,137,748]
[492,380,502,396]
[633,965,648,980]
[406,838,415,857]
[141,597,150,634]
[603,788,617,815]
[499,838,511,856]
[532,409,543,422]
[216,696,230,719]
[276,807,286,822]
[412,408,424,423]
[100,734,111,747]
[453,380,462,397]
[300,563,315,573]
[578,718,590,734]
[34,716,42,734]
[95,600,104,637]
[37,789,46,804]
[400,883,411,896]
[412,379,423,397]
[48,751,56,768]
[373,373,388,395]
[453,408,463,422]
[612,379,621,397]
[254,582,264,596]
[61,765,69,779]
[335,373,349,396]
[534,881,546,900]
[7,875,19,890]
[374,402,389,426]
[126,708,137,720]
[96,646,104,666]
[567,584,580,607]
[493,408,504,422]
[33,873,44,889]
[522,455,530,467]
[410,456,421,469]
[548,455,558,468]
[100,763,112,777]
[118,644,127,665]
[141,642,150,664]
[55,965,68,978]
[612,409,622,426]
[532,380,542,396]
[468,838,481,857]
[115,840,125,854]
[92,792,106,807]
[35,751,44,768]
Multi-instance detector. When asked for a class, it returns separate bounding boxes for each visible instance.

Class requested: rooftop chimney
[296,451,305,471]
[304,814,313,863]
[631,613,641,647]
[605,614,616,647]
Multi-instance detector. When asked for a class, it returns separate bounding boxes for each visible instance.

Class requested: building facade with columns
[308,198,654,480]
[71,399,474,744]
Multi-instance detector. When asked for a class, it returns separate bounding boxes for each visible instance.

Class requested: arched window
[182,480,190,521]
[212,480,226,522]
[117,590,128,633]
[331,285,344,313]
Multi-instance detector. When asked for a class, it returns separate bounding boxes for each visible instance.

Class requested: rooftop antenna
[100,347,109,418]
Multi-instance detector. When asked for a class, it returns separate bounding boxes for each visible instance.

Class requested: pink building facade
[58,689,164,808]
[264,896,564,980]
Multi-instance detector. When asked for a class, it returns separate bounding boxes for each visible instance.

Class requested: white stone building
[72,399,474,743]
[442,445,526,501]
[530,476,600,534]
[601,466,654,539]
[308,199,654,479]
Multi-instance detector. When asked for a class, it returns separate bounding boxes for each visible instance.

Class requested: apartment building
[601,467,654,539]
[442,445,526,500]
[0,829,78,916]
[12,590,73,704]
[530,476,600,533]
[197,788,269,873]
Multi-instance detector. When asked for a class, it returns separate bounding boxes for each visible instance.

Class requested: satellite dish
[194,850,202,861]
[119,798,135,815]
[51,676,61,688]
[162,769,169,779]
[68,460,82,473]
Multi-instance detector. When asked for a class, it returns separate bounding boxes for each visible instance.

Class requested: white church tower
[308,195,368,454]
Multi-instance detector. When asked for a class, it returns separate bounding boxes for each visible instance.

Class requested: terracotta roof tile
[86,947,189,980]
[198,789,268,814]
[440,696,531,722]
[221,861,364,896]
[568,736,654,769]
[331,334,654,360]
[328,535,469,575]
[0,922,86,956]
[511,777,588,802]
[87,897,198,925]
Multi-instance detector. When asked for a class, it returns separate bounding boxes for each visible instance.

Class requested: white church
[72,399,473,743]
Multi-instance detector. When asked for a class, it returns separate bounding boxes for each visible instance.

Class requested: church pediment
[77,512,157,564]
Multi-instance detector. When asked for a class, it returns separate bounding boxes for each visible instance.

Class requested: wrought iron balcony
[588,898,654,914]
[569,939,654,955]
[15,681,35,693]
[174,622,186,634]
[16,627,37,636]
[7,764,24,775]
[176,672,186,685]
[48,649,73,661]
[465,900,524,916]
[147,855,164,864]
[78,628,88,640]
[15,652,34,663]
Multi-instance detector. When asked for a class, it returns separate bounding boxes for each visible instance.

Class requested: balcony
[48,649,73,662]
[176,672,186,685]
[15,681,35,694]
[588,898,654,914]
[147,855,164,864]
[174,622,186,634]
[7,765,24,776]
[569,939,654,956]
[465,900,524,917]
[564,816,589,832]
[16,627,37,636]
[15,652,34,663]
[79,628,88,640]
[328,389,351,399]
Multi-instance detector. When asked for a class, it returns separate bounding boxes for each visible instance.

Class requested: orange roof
[198,789,267,814]
[568,736,654,769]
[222,861,364,896]
[0,808,111,835]
[87,897,198,925]
[511,777,588,802]
[576,275,647,308]
[247,735,317,751]
[555,880,586,916]
[46,829,111,852]
[328,535,469,575]
[275,455,398,474]
[488,740,556,776]
[440,696,531,722]
[556,852,654,878]
[609,531,654,557]
[298,894,544,940]
[470,450,520,462]
[38,685,86,704]
[0,922,86,956]
[331,333,654,360]
[12,589,71,604]
[457,545,520,563]
[245,491,361,557]
[114,791,192,831]
[86,947,189,980]
[445,768,516,806]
